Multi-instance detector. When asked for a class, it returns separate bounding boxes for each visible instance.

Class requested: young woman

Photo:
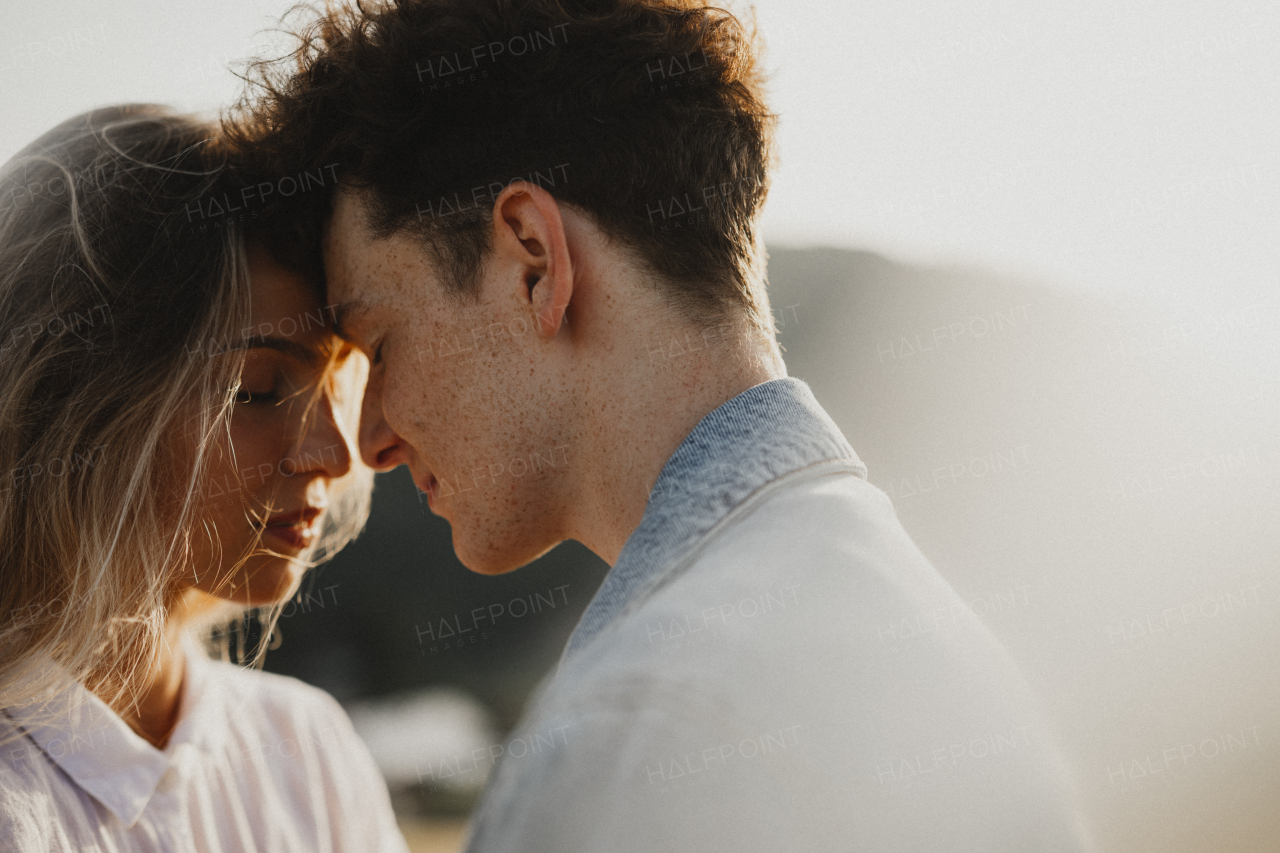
[0,105,408,852]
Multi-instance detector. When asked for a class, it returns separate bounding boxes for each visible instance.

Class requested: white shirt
[466,378,1091,852]
[0,640,408,853]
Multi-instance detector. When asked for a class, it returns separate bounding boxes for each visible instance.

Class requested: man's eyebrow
[238,335,321,366]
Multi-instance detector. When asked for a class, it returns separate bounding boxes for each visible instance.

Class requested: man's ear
[492,181,573,338]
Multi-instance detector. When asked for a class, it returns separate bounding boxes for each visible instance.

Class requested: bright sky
[3,0,1277,302]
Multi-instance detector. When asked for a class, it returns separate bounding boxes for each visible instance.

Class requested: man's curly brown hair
[225,0,776,326]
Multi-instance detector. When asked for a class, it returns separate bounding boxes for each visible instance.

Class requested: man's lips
[413,470,440,503]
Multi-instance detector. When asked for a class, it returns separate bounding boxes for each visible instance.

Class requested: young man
[232,0,1089,849]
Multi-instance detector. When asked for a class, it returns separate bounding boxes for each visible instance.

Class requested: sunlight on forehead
[331,299,370,344]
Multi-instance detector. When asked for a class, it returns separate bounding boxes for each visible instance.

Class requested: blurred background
[4,1,1278,851]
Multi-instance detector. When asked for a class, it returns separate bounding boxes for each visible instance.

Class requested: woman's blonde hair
[0,105,371,717]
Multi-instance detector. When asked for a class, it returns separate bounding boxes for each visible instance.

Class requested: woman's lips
[264,508,322,550]
[263,522,316,550]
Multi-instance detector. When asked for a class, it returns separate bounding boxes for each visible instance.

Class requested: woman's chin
[230,555,307,607]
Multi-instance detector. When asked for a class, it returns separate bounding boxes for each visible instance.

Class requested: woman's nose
[289,391,355,480]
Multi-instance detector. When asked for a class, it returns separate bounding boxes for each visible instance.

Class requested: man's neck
[569,325,784,565]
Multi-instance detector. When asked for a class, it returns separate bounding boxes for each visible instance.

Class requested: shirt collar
[562,377,865,660]
[5,636,215,828]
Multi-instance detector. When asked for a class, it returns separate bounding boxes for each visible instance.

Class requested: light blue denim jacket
[466,378,1088,853]
[563,377,864,659]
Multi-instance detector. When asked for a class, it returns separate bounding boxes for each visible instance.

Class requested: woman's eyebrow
[239,335,321,366]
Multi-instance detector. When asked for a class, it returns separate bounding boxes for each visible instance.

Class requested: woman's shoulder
[204,656,343,710]
[188,655,403,843]
[0,716,80,849]
[192,655,357,753]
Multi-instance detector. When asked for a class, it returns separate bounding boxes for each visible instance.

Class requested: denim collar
[562,377,865,661]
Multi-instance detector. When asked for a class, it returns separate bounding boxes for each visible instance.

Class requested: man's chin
[453,531,557,576]
[464,560,523,577]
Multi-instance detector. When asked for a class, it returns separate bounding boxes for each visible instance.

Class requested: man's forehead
[322,189,380,307]
[322,187,460,322]
[332,183,370,219]
[324,187,375,255]
[325,196,387,339]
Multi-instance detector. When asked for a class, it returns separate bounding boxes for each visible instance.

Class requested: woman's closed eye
[234,387,281,406]
[234,364,288,406]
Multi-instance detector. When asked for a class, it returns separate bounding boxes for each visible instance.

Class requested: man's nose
[359,366,410,472]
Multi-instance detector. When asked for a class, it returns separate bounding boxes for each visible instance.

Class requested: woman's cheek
[229,407,289,475]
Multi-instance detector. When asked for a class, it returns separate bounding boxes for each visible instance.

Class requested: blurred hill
[267,246,1280,853]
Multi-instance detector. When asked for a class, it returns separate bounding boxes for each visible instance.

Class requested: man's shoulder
[681,460,919,580]
[619,465,950,658]
[541,460,1053,778]
[551,462,990,712]
[470,468,1089,853]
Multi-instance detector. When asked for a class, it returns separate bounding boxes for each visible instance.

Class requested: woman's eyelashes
[235,364,332,408]
[234,366,287,407]
[234,386,281,406]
